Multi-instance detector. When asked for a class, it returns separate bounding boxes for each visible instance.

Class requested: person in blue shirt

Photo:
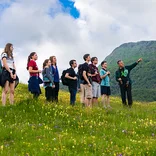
[100,61,111,108]
[49,56,60,103]
[42,59,55,102]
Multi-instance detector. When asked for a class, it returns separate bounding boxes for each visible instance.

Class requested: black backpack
[61,69,69,86]
[0,60,2,74]
[78,64,84,80]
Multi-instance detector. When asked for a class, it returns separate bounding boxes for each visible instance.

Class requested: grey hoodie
[42,67,54,87]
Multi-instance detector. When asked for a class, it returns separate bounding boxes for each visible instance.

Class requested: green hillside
[0,84,156,155]
[102,41,156,102]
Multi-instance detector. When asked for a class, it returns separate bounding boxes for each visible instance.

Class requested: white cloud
[0,0,156,83]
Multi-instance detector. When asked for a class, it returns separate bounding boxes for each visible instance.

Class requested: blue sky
[0,2,10,13]
[0,0,80,19]
[59,0,80,18]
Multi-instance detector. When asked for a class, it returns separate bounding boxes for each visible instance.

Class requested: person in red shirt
[89,57,101,105]
[27,52,42,98]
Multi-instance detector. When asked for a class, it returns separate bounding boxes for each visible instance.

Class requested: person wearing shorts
[81,54,92,107]
[100,61,111,108]
[89,57,101,105]
[1,43,19,105]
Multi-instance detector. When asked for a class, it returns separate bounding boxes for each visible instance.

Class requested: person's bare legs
[2,81,9,106]
[101,94,106,108]
[9,81,15,104]
[80,84,85,104]
[84,98,92,107]
[85,98,89,107]
[107,96,111,108]
[92,97,98,106]
[88,98,92,107]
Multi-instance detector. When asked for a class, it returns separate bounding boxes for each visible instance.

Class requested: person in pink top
[27,52,43,98]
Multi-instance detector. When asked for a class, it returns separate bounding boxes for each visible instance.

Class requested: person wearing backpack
[42,59,55,102]
[89,57,101,106]
[65,60,78,105]
[115,58,142,107]
[100,61,111,108]
[80,54,92,107]
[1,43,18,105]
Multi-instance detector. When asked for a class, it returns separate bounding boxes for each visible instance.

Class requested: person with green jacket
[115,58,142,107]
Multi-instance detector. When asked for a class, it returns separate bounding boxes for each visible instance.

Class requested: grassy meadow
[0,84,156,156]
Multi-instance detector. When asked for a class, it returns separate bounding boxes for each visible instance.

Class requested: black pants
[68,87,77,105]
[119,83,132,106]
[45,87,53,101]
[51,82,59,102]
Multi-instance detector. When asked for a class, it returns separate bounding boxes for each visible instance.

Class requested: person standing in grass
[49,56,60,103]
[77,64,85,105]
[81,54,92,107]
[27,52,43,99]
[100,61,111,108]
[65,60,78,106]
[42,59,55,102]
[115,58,142,107]
[1,43,19,105]
[89,57,101,105]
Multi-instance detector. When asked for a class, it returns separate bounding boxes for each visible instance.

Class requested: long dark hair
[49,56,56,65]
[43,59,49,69]
[4,43,13,58]
[26,52,36,70]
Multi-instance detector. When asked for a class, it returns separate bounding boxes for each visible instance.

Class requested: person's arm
[13,62,17,79]
[83,70,91,86]
[115,70,122,83]
[89,65,95,77]
[28,60,41,73]
[45,68,54,84]
[2,58,14,78]
[13,62,16,71]
[100,70,109,79]
[2,58,12,73]
[65,73,77,80]
[127,58,142,71]
[28,67,41,73]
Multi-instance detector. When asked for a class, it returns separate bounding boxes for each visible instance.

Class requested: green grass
[0,84,156,156]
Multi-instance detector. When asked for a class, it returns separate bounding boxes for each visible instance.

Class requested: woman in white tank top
[1,43,17,106]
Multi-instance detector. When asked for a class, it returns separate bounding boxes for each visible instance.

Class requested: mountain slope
[102,41,156,102]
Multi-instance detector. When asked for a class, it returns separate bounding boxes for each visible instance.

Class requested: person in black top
[115,58,142,107]
[81,54,92,107]
[65,60,77,105]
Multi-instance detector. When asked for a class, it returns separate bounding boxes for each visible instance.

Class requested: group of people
[0,43,142,108]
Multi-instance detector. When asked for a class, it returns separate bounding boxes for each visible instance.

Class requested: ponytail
[43,59,49,69]
[26,52,36,70]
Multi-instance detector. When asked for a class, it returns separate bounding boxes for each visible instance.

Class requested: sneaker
[103,105,107,109]
[107,105,112,109]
